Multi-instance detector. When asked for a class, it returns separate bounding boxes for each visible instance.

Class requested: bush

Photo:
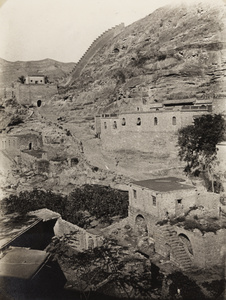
[1,185,129,228]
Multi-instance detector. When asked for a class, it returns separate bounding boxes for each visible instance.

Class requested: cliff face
[64,1,226,115]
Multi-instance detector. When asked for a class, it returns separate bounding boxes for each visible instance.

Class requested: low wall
[54,218,104,251]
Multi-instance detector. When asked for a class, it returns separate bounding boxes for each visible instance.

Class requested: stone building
[128,177,225,271]
[25,75,45,85]
[0,133,43,151]
[96,99,211,152]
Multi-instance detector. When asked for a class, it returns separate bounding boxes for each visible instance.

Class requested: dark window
[152,195,156,206]
[137,107,140,111]
[137,117,141,126]
[31,80,33,82]
[122,118,126,126]
[177,199,182,204]
[104,122,107,129]
[172,116,176,125]
[40,80,42,82]
[113,121,117,129]
[154,117,158,125]
[133,189,137,199]
[29,142,32,150]
[37,100,42,107]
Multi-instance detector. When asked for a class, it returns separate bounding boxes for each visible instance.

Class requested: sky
[0,0,224,63]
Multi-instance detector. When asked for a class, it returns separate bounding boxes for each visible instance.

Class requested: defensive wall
[65,23,124,85]
[14,83,58,106]
[99,109,209,152]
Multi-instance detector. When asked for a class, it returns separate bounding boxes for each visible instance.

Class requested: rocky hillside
[61,1,226,115]
[0,58,76,88]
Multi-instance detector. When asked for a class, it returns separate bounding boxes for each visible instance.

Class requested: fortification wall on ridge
[65,23,124,85]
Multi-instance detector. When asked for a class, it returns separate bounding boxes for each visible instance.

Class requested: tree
[178,114,225,190]
[18,75,26,84]
[44,75,49,84]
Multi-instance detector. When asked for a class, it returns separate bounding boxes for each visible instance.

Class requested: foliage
[49,238,162,299]
[18,75,26,84]
[178,114,225,191]
[167,272,207,300]
[1,185,128,227]
[44,75,49,84]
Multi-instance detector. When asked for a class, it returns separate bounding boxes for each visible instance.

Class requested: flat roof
[131,177,195,192]
[0,248,49,280]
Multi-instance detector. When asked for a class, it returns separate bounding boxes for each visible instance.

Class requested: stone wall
[0,133,43,151]
[14,83,58,106]
[175,226,225,268]
[54,218,103,251]
[128,184,197,220]
[100,110,209,153]
[212,98,226,114]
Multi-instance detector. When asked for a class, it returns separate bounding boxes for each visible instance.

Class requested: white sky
[0,0,224,63]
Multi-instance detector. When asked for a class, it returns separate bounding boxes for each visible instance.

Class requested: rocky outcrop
[63,1,226,115]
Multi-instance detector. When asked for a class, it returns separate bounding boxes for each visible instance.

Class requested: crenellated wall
[64,23,124,85]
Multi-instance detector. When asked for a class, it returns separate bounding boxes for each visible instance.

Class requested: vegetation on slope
[178,114,226,192]
[1,185,128,227]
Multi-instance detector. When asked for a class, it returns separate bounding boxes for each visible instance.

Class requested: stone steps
[161,225,192,272]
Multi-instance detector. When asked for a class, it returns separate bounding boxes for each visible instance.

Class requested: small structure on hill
[25,75,45,85]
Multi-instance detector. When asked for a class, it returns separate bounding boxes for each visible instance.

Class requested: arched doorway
[29,142,32,150]
[135,214,148,236]
[37,100,42,107]
[178,233,193,255]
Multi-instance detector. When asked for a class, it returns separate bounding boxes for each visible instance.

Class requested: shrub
[1,185,129,228]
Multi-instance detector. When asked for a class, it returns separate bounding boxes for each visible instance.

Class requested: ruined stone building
[128,177,225,271]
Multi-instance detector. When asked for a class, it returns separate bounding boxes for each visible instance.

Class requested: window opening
[133,189,137,199]
[104,122,107,129]
[113,121,117,129]
[154,117,158,125]
[172,116,176,125]
[152,195,156,206]
[137,117,141,126]
[122,118,126,126]
[37,100,42,107]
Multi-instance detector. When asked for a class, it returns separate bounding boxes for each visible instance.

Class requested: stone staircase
[162,224,192,272]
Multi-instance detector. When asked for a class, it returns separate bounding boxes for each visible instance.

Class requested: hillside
[0,58,76,87]
[1,1,226,196]
[60,1,226,115]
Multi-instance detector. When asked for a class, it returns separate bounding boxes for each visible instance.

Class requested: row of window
[104,116,177,129]
[1,139,16,147]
